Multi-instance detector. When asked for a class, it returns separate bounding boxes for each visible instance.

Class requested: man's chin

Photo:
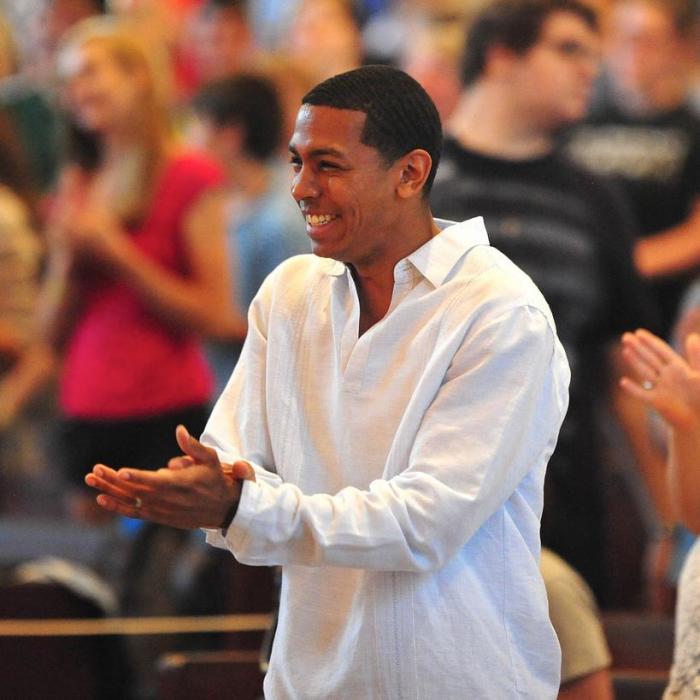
[310,245,344,263]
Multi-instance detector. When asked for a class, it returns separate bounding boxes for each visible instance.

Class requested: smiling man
[87,65,570,699]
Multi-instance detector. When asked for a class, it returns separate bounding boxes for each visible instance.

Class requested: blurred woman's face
[63,40,147,134]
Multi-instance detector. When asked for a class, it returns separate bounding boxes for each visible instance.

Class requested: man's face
[510,11,600,129]
[289,105,402,268]
[605,1,690,106]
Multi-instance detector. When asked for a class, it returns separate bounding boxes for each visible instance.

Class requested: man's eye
[319,161,339,171]
[289,158,302,170]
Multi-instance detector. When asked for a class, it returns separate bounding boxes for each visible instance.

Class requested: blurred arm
[635,198,700,277]
[94,190,247,341]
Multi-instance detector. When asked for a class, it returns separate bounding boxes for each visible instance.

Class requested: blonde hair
[57,16,174,223]
[0,14,19,78]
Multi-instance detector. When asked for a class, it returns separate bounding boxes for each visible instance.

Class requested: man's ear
[395,149,433,199]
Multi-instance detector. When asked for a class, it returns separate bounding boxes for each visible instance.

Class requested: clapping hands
[85,424,256,529]
[620,329,700,430]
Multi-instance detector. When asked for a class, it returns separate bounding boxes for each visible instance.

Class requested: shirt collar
[322,258,347,276]
[321,217,490,284]
[407,217,489,288]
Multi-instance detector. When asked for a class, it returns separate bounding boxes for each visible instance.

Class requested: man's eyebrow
[287,145,348,159]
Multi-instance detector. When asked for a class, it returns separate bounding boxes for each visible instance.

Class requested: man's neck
[351,212,440,335]
[447,86,554,160]
[352,267,397,336]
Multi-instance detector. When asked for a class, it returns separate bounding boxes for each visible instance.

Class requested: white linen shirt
[203,217,570,699]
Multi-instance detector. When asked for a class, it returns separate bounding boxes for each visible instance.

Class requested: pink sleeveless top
[59,152,224,419]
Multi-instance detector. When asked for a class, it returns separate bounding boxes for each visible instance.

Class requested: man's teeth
[306,214,336,226]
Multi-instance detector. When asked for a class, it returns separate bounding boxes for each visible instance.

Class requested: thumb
[230,460,256,482]
[175,424,219,467]
[687,333,700,370]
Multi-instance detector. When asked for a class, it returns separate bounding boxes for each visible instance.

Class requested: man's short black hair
[192,73,282,161]
[461,0,598,87]
[301,65,442,196]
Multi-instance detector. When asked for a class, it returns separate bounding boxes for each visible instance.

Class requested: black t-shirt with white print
[566,103,700,334]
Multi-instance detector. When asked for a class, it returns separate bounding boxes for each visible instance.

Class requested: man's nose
[291,166,320,201]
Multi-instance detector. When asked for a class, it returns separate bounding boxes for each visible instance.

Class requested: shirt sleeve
[205,301,570,572]
[200,275,284,492]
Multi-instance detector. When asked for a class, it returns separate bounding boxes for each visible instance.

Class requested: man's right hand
[85,424,255,529]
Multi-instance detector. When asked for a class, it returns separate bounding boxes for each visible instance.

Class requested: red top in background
[59,151,225,419]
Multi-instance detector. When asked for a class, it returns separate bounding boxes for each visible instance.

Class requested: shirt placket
[341,261,416,396]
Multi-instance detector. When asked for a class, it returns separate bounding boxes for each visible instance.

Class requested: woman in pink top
[36,17,244,520]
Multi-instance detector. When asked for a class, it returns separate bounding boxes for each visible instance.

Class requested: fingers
[619,376,654,406]
[621,332,659,382]
[175,424,219,467]
[95,493,148,520]
[117,466,182,488]
[175,424,190,454]
[86,464,156,519]
[620,329,672,406]
[85,464,147,500]
[622,330,672,377]
[86,460,201,498]
[230,460,256,482]
[634,329,677,364]
[621,329,683,386]
[686,333,700,370]
[168,455,195,470]
[88,465,191,522]
[94,492,181,526]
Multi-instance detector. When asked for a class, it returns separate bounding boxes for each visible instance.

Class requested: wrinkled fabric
[204,218,570,699]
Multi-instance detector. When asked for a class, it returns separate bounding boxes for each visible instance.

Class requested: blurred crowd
[1,0,700,698]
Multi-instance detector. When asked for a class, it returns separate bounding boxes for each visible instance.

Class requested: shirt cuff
[204,478,262,552]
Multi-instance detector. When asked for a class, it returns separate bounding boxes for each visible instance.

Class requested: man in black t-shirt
[431,0,658,615]
[566,0,700,337]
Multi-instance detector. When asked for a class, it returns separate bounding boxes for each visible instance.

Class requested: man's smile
[305,213,338,226]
